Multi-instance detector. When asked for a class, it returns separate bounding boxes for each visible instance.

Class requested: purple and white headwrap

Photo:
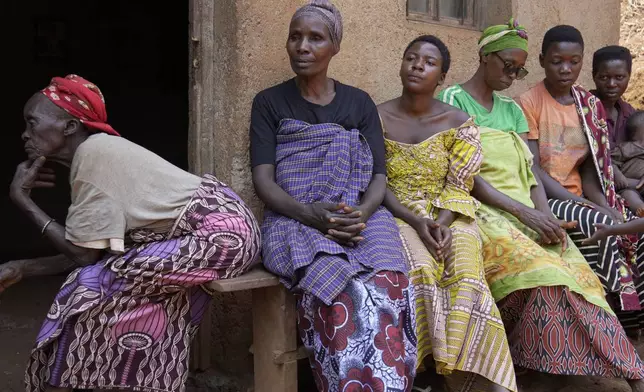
[292,0,343,52]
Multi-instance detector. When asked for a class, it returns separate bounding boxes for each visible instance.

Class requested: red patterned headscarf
[41,74,120,136]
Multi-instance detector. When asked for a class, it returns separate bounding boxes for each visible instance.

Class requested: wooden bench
[192,267,307,392]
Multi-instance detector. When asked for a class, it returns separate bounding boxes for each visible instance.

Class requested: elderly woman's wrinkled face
[483,48,528,91]
[541,42,584,91]
[400,41,445,95]
[22,94,70,160]
[286,15,336,77]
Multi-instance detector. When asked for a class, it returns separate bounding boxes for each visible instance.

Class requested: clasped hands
[305,202,369,247]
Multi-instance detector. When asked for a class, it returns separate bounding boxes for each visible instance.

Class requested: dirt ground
[621,0,644,108]
[1,3,643,392]
[0,277,63,392]
[1,279,643,392]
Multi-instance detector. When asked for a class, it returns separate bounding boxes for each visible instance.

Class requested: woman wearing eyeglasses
[439,20,644,389]
[518,26,644,344]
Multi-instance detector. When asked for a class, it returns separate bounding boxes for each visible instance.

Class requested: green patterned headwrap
[478,18,528,55]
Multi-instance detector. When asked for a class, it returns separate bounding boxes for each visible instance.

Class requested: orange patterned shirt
[518,81,590,196]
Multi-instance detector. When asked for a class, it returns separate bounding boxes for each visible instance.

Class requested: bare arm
[472,176,524,216]
[472,175,565,244]
[435,209,455,228]
[383,188,446,259]
[383,188,422,226]
[528,140,591,203]
[12,254,76,277]
[515,134,553,215]
[357,174,387,220]
[584,218,644,245]
[10,159,102,267]
[614,165,630,190]
[11,196,101,266]
[599,219,644,237]
[252,164,312,224]
[0,254,77,294]
[529,172,553,214]
[580,157,611,208]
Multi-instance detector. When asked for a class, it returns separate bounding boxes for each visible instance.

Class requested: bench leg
[252,285,298,392]
[190,294,213,371]
[190,293,212,372]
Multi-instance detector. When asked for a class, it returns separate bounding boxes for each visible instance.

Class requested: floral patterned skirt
[297,272,417,392]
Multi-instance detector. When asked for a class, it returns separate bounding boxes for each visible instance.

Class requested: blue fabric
[261,119,408,304]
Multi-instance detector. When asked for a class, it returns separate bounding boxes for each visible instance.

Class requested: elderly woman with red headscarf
[1,74,261,392]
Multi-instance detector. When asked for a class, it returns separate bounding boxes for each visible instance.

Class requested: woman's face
[593,59,631,101]
[483,48,528,91]
[540,42,584,91]
[399,41,445,95]
[21,94,69,160]
[286,15,336,77]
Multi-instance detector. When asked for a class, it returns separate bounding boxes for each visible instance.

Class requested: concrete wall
[204,0,620,386]
[211,0,620,206]
[512,0,621,95]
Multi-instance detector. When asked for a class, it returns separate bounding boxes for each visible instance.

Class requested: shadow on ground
[1,277,642,392]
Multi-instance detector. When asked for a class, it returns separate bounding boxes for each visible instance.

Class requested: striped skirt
[397,218,517,392]
[549,199,644,332]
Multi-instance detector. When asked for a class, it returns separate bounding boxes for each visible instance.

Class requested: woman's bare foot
[0,261,23,294]
[628,378,644,392]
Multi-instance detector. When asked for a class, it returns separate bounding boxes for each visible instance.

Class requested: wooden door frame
[189,0,216,177]
[188,0,216,370]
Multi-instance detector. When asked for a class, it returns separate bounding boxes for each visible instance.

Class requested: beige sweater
[65,133,201,253]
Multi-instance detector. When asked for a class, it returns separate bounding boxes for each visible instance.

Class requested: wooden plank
[252,286,298,392]
[272,346,309,364]
[475,0,487,30]
[207,268,280,292]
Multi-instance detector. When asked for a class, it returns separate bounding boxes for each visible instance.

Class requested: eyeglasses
[492,52,529,80]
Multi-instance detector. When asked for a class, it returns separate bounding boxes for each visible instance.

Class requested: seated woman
[439,19,644,391]
[518,25,644,335]
[592,46,643,214]
[249,1,416,390]
[0,75,261,392]
[612,111,644,215]
[380,35,516,392]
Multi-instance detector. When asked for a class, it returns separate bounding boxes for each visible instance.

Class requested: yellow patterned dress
[384,121,517,392]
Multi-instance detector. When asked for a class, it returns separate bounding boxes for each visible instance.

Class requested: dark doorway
[3,1,189,260]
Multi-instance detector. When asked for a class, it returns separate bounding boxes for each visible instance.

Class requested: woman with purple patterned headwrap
[250,1,416,391]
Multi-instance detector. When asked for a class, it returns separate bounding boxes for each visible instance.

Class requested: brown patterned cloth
[611,141,644,180]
